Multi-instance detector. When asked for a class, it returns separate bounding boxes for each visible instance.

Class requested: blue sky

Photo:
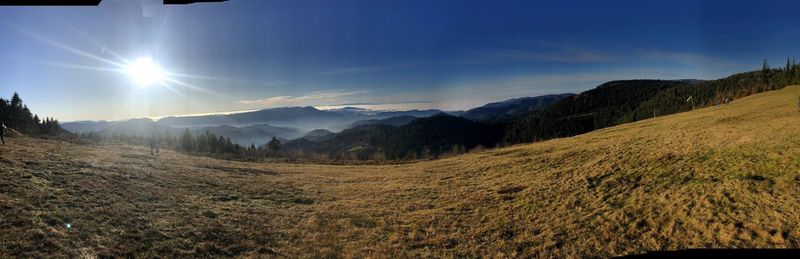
[0,0,798,121]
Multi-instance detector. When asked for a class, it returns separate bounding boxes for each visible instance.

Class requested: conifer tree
[267,136,281,152]
[180,128,193,151]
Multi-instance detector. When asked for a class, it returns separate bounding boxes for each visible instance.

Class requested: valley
[4,85,800,257]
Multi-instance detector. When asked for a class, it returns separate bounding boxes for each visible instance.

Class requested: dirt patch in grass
[203,165,279,175]
[497,185,526,194]
[120,153,156,160]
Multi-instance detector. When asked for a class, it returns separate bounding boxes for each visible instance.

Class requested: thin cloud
[316,102,437,111]
[316,62,429,75]
[639,50,741,68]
[316,66,388,75]
[317,43,611,76]
[467,42,614,63]
[238,90,371,107]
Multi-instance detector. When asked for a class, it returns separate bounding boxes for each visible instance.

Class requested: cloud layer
[238,90,371,107]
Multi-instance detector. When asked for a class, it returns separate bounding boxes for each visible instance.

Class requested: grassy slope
[3,86,800,257]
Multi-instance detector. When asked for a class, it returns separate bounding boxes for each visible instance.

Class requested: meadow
[3,86,800,257]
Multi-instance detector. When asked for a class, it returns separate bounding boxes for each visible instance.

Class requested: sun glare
[126,57,165,87]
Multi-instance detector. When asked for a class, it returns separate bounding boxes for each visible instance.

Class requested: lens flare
[126,57,165,87]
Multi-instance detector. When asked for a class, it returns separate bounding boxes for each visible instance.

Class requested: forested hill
[505,61,800,144]
[287,80,689,160]
[283,114,504,160]
[503,80,691,143]
[285,60,800,161]
[460,93,575,121]
[630,64,800,119]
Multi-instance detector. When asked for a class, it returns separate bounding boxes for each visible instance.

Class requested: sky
[1,0,799,121]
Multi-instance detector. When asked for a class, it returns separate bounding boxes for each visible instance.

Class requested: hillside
[300,129,334,141]
[283,114,504,160]
[349,115,420,128]
[504,79,691,143]
[460,93,574,121]
[292,80,694,160]
[3,86,800,257]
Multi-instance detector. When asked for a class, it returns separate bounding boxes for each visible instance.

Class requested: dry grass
[4,86,800,257]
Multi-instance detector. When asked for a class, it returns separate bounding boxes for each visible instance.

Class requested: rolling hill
[348,115,420,128]
[300,129,335,141]
[157,106,344,129]
[193,124,303,146]
[460,93,574,121]
[3,85,800,257]
[95,118,178,138]
[286,80,695,160]
[283,114,504,160]
[155,106,445,131]
[60,120,112,133]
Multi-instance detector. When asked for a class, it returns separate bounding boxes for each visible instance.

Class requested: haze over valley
[3,0,800,257]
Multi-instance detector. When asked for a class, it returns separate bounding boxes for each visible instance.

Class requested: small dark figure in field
[797,96,800,111]
[150,141,159,156]
[1,122,5,145]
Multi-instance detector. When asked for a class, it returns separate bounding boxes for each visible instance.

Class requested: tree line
[0,92,65,136]
[81,128,283,160]
[630,58,800,119]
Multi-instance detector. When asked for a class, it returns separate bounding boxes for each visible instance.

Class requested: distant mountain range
[92,118,176,137]
[63,93,577,147]
[62,64,800,162]
[62,106,447,146]
[156,106,446,131]
[60,120,114,133]
[279,78,763,160]
[63,93,574,145]
[283,114,505,160]
[192,124,303,146]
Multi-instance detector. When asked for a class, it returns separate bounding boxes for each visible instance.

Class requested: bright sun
[126,57,165,87]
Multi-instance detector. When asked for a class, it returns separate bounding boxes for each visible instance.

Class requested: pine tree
[267,136,281,152]
[225,137,233,153]
[208,132,219,153]
[10,93,22,110]
[217,136,226,153]
[8,93,23,130]
[180,128,193,151]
